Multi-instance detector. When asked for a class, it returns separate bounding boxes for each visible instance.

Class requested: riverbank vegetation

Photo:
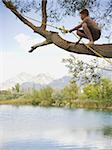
[0,56,112,110]
[0,78,112,110]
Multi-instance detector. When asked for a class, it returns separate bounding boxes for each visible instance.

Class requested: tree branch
[41,0,47,30]
[2,0,112,58]
[2,0,39,31]
[51,33,112,58]
[29,40,52,53]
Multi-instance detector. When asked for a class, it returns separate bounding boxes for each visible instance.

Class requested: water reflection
[0,105,112,150]
[102,126,112,137]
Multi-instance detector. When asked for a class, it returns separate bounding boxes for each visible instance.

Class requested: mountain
[1,68,112,91]
[49,76,71,89]
[21,82,43,92]
[30,73,54,84]
[0,72,33,90]
[0,73,54,90]
[0,72,71,91]
[101,69,112,80]
[21,76,71,91]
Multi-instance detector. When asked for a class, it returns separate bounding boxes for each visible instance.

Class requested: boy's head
[80,9,89,20]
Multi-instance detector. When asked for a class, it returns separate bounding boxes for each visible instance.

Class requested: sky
[0,1,112,83]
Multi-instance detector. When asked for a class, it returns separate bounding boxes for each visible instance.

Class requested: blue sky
[0,1,111,83]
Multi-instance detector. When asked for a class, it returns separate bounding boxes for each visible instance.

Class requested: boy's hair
[80,9,89,16]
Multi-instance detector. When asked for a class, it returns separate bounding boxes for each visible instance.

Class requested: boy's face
[80,13,87,20]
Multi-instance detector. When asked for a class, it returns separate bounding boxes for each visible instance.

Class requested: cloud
[14,33,44,51]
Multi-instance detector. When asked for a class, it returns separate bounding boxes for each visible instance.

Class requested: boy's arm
[69,23,82,32]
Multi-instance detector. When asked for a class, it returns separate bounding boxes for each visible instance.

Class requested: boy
[69,9,101,45]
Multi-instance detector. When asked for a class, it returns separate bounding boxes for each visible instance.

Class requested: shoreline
[0,99,112,111]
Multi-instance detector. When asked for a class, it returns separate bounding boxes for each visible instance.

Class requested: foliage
[63,54,101,85]
[62,80,79,101]
[12,83,21,93]
[32,86,54,106]
[15,83,20,93]
[0,90,12,100]
[52,89,65,106]
[83,84,98,100]
[0,78,112,109]
[9,0,112,32]
[83,78,112,100]
[30,90,40,105]
[58,0,96,15]
[0,89,23,100]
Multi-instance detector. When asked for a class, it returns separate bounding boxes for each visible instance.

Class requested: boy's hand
[69,27,78,33]
[69,29,73,33]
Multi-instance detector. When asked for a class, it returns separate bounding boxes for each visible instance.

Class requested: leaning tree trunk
[2,0,112,58]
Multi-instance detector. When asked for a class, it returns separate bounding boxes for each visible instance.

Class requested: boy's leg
[76,30,87,38]
[75,37,82,45]
[75,30,87,44]
[82,23,94,44]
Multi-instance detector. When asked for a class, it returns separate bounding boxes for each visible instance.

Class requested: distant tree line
[0,56,112,109]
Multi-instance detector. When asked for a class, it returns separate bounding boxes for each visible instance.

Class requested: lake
[0,105,112,150]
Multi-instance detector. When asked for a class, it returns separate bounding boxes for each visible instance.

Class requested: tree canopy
[2,0,112,58]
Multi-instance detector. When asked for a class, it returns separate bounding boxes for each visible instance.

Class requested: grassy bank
[0,99,32,105]
[0,99,112,110]
[0,78,112,110]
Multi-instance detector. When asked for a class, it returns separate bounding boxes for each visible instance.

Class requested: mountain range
[1,68,112,91]
[0,73,71,91]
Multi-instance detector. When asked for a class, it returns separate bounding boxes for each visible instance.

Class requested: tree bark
[29,40,53,53]
[41,0,47,30]
[2,0,112,58]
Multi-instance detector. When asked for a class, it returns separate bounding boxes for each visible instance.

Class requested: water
[0,105,112,150]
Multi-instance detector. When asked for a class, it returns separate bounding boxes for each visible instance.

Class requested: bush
[0,90,23,100]
[83,78,112,101]
[62,81,79,101]
[52,90,65,106]
[32,87,54,106]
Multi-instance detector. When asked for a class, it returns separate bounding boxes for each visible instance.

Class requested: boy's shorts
[79,28,101,41]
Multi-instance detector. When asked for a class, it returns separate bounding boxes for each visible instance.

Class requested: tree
[15,83,20,93]
[83,78,112,100]
[12,83,20,93]
[62,81,79,101]
[63,54,101,85]
[83,84,99,100]
[38,86,54,106]
[52,89,66,106]
[31,89,41,105]
[97,78,112,100]
[2,0,112,58]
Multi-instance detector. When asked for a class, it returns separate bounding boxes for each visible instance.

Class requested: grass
[0,98,112,110]
[0,99,32,105]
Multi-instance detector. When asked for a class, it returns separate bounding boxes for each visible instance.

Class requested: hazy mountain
[21,82,43,92]
[0,72,71,91]
[1,68,111,91]
[30,73,54,85]
[0,72,33,90]
[0,73,54,90]
[21,76,71,91]
[49,76,71,89]
[101,70,112,80]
